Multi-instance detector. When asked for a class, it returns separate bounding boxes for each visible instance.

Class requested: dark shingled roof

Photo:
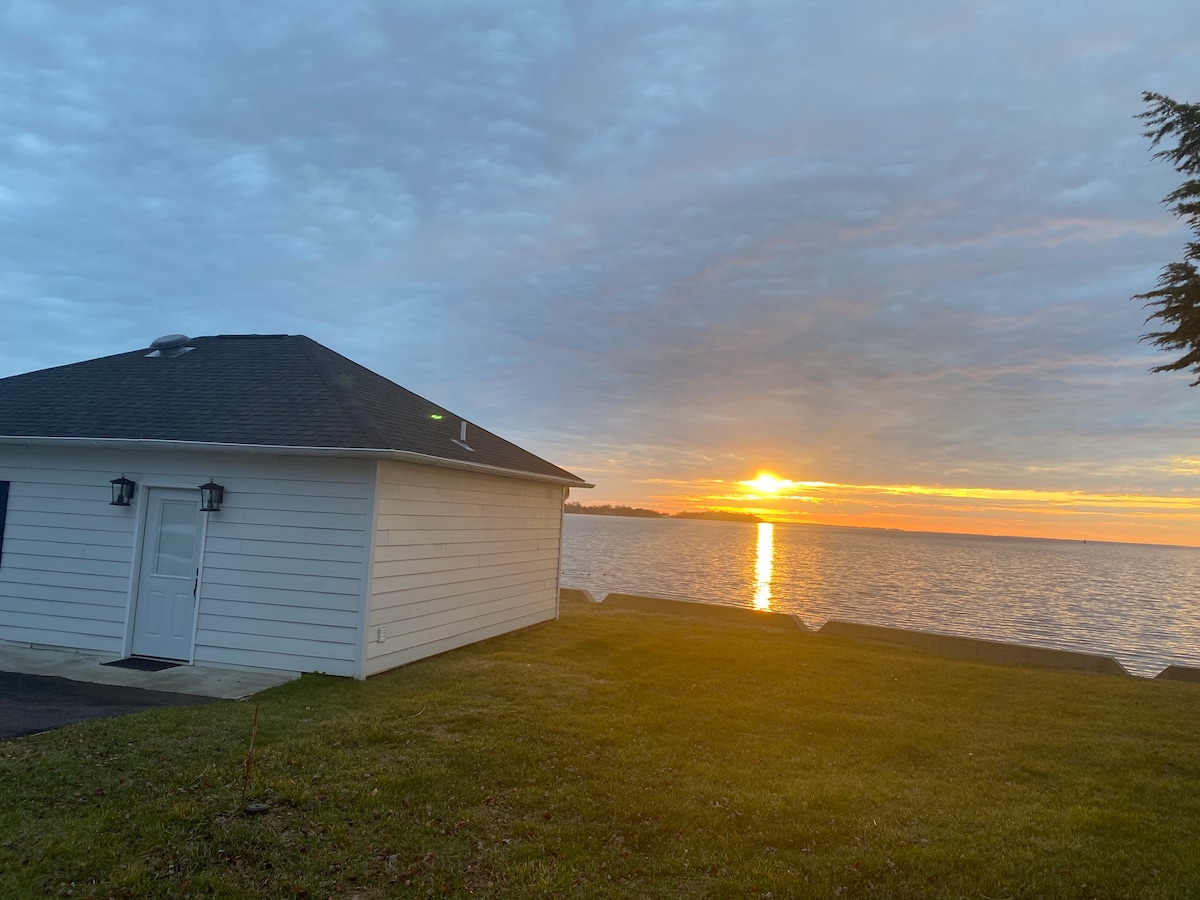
[0,334,586,484]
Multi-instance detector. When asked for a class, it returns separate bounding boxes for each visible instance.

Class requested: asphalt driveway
[0,671,215,740]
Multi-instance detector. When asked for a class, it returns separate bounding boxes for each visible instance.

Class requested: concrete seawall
[559,587,600,605]
[561,587,1146,677]
[587,591,808,631]
[1155,665,1200,683]
[817,621,1131,675]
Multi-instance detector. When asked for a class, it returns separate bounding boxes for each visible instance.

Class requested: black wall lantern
[199,479,225,512]
[109,475,136,507]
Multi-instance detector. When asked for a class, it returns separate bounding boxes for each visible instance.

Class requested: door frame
[122,481,212,663]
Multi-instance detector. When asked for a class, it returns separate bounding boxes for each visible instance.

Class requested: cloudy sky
[3,1,1199,544]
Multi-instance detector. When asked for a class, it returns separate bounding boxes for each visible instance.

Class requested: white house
[0,334,591,678]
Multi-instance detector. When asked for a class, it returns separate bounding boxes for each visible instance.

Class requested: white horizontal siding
[195,644,354,676]
[373,577,556,629]
[204,536,366,563]
[182,456,373,674]
[0,593,126,622]
[202,597,357,628]
[3,536,132,562]
[364,461,563,677]
[201,581,362,612]
[360,605,557,673]
[371,566,554,610]
[0,445,372,672]
[373,545,557,580]
[211,522,367,547]
[0,449,138,654]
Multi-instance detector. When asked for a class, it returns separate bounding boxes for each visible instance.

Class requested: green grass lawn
[3,599,1200,898]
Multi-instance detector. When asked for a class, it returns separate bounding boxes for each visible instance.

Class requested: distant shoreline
[563,505,1200,550]
[564,503,762,524]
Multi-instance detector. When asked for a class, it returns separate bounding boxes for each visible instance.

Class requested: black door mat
[101,657,181,672]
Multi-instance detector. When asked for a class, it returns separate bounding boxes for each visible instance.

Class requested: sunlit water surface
[561,515,1200,677]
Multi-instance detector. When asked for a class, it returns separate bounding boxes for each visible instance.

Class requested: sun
[742,473,793,495]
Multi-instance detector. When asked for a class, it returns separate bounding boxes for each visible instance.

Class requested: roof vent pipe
[453,420,474,452]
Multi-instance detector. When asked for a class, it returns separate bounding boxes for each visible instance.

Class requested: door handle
[193,569,198,599]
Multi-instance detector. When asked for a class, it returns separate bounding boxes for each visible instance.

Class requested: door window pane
[154,500,196,577]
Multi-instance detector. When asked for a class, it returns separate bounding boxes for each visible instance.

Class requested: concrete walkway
[0,644,299,741]
[0,643,298,699]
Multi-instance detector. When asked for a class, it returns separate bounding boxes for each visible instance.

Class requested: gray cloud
[2,0,1199,529]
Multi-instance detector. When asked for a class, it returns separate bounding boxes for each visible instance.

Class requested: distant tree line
[565,502,762,523]
[674,510,763,523]
[564,502,666,518]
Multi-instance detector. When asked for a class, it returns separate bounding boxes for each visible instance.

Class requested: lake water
[560,515,1200,677]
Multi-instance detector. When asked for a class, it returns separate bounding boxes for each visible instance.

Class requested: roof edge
[0,435,594,488]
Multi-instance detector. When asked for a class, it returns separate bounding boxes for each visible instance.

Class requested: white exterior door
[131,488,202,660]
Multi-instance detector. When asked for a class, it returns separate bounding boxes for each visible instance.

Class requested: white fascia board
[386,449,594,488]
[0,435,594,488]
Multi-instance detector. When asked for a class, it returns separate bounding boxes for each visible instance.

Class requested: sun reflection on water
[562,515,1200,676]
[754,522,774,610]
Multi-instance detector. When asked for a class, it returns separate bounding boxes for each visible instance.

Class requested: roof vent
[145,334,194,358]
[452,420,474,452]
